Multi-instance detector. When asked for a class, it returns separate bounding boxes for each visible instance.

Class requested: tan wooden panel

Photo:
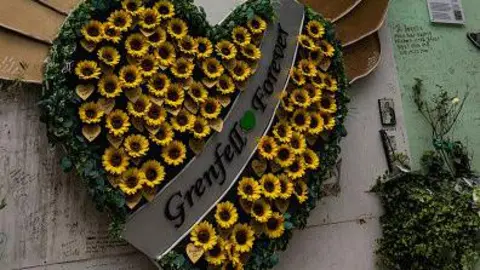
[0,28,50,83]
[38,0,83,15]
[0,0,66,44]
[334,0,389,46]
[343,32,381,83]
[299,0,362,22]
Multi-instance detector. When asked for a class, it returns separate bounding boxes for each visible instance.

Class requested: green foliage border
[40,1,350,269]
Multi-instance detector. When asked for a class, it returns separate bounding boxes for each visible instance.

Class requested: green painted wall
[388,0,480,170]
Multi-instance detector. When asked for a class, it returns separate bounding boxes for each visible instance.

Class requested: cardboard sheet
[38,0,83,15]
[343,33,381,83]
[0,0,66,44]
[0,28,49,83]
[334,0,389,46]
[300,0,362,22]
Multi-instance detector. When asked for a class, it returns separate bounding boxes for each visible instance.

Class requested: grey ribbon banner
[123,0,305,260]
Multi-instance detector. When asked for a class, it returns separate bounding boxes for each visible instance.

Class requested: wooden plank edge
[330,0,363,23]
[0,24,53,45]
[33,0,69,16]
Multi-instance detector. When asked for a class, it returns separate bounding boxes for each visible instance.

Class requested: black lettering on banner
[165,192,185,228]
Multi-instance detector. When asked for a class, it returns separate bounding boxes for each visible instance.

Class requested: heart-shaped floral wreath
[40,0,349,269]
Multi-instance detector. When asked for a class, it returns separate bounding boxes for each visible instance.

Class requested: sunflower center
[167,90,179,101]
[156,129,166,140]
[103,52,113,61]
[141,59,154,71]
[149,32,160,42]
[280,181,287,193]
[126,176,138,188]
[194,122,204,133]
[301,39,310,47]
[153,78,165,89]
[112,117,124,129]
[207,63,217,73]
[177,63,188,74]
[290,161,300,173]
[114,17,126,27]
[243,184,253,195]
[125,71,136,83]
[296,93,306,103]
[148,107,160,119]
[311,51,320,60]
[221,48,231,56]
[267,218,279,230]
[234,66,244,76]
[310,117,318,128]
[295,183,303,194]
[198,230,210,243]
[126,2,137,11]
[106,28,116,37]
[253,204,265,216]
[169,148,180,159]
[177,115,188,126]
[85,109,96,118]
[321,98,331,108]
[87,26,100,37]
[294,114,306,126]
[146,169,157,180]
[310,26,319,34]
[130,39,143,51]
[245,48,254,56]
[111,153,122,166]
[205,102,216,113]
[144,14,156,25]
[278,148,290,160]
[182,40,193,50]
[198,43,207,53]
[191,87,201,98]
[313,76,323,85]
[304,154,313,164]
[235,33,245,42]
[208,245,221,257]
[130,142,141,151]
[277,126,286,137]
[291,139,299,149]
[264,181,275,192]
[172,24,182,34]
[158,47,169,59]
[320,44,327,52]
[134,101,146,112]
[82,67,94,76]
[302,65,311,74]
[219,79,229,90]
[263,143,272,153]
[235,230,247,245]
[252,20,260,28]
[159,5,169,15]
[105,81,117,93]
[325,78,332,87]
[219,210,231,221]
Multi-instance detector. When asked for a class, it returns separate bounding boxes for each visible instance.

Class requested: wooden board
[334,0,389,47]
[0,28,50,83]
[37,0,83,15]
[343,33,381,83]
[0,0,66,44]
[299,0,362,22]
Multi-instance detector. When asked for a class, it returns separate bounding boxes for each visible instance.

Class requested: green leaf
[60,156,73,172]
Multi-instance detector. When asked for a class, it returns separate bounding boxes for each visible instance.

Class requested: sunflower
[257,136,278,160]
[138,55,159,77]
[291,109,311,132]
[201,58,224,79]
[304,83,322,103]
[272,121,293,143]
[240,43,261,60]
[139,8,160,29]
[171,57,194,79]
[154,0,175,19]
[167,18,188,39]
[125,34,149,58]
[230,224,255,253]
[98,74,122,98]
[148,27,167,47]
[260,174,281,199]
[280,92,295,112]
[119,65,142,88]
[318,40,335,57]
[232,26,251,46]
[155,42,176,67]
[162,140,187,166]
[294,181,309,203]
[320,94,337,114]
[81,20,103,43]
[309,48,324,64]
[171,110,195,133]
[250,199,272,223]
[122,0,143,14]
[205,238,226,266]
[275,144,295,168]
[79,101,104,124]
[290,132,307,154]
[298,59,317,77]
[237,177,262,202]
[200,97,221,119]
[311,72,327,89]
[191,221,218,251]
[188,81,208,103]
[141,160,165,187]
[290,67,305,86]
[286,158,306,180]
[102,147,130,175]
[278,174,294,200]
[192,117,211,139]
[303,148,320,170]
[324,74,338,92]
[196,37,213,59]
[308,112,325,135]
[119,168,146,195]
[127,94,151,117]
[108,10,132,32]
[306,20,325,39]
[322,113,336,130]
[215,202,239,229]
[216,74,235,94]
[264,212,285,239]
[216,40,237,60]
[290,88,311,108]
[98,46,121,67]
[247,16,267,34]
[149,122,174,146]
[124,134,149,158]
[144,104,166,126]
[103,23,122,43]
[178,35,198,55]
[75,60,101,80]
[147,73,170,97]
[298,34,316,51]
[164,83,185,108]
[230,61,251,81]
[106,109,131,137]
